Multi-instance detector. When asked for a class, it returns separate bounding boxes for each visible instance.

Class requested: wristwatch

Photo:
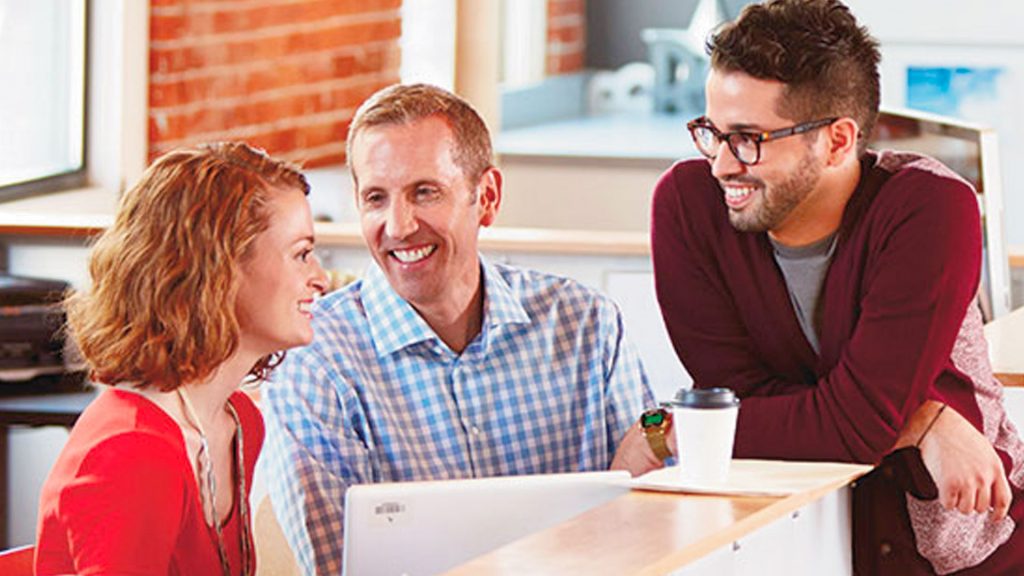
[640,407,673,461]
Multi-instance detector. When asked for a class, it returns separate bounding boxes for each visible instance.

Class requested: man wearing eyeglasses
[650,0,1024,574]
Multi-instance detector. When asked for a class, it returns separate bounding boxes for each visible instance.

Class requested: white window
[501,0,547,87]
[401,0,456,89]
[0,0,87,199]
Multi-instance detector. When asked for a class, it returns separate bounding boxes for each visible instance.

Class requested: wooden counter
[444,462,870,576]
[1010,246,1024,270]
[0,211,109,238]
[985,306,1024,387]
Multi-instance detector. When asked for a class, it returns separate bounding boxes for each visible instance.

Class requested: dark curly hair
[708,0,880,155]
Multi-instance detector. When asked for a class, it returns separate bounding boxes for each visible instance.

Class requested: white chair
[870,108,1012,320]
[0,544,33,576]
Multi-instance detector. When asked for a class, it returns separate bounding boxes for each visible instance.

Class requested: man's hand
[896,401,1011,519]
[609,419,676,477]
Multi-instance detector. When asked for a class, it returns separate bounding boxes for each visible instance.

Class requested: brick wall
[546,0,586,75]
[148,0,402,168]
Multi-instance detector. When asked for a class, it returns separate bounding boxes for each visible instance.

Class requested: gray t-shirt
[770,232,838,354]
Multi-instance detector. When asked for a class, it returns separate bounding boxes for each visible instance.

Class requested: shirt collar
[478,255,531,329]
[363,254,530,357]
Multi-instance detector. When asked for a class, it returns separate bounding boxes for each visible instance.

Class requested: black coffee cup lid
[666,387,739,408]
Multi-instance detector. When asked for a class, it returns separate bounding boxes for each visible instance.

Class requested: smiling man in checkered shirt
[262,83,664,575]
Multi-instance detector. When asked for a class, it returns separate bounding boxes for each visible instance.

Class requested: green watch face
[641,410,666,428]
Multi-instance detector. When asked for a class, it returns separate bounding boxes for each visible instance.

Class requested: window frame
[0,0,90,203]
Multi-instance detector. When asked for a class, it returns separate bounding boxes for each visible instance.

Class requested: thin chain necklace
[177,387,253,576]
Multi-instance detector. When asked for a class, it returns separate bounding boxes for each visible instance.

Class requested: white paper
[631,459,872,497]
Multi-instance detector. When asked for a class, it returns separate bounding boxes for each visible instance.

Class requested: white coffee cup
[669,387,740,485]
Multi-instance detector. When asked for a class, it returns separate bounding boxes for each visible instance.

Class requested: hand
[915,404,1011,519]
[609,421,673,477]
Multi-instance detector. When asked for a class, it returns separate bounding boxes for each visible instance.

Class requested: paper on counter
[631,459,872,497]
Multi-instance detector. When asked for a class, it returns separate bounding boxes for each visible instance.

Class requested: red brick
[149,112,187,143]
[149,81,188,108]
[548,24,584,45]
[258,128,301,156]
[547,51,585,75]
[152,19,400,73]
[548,0,585,18]
[546,0,586,76]
[152,46,395,107]
[294,119,348,149]
[207,0,400,34]
[302,151,346,169]
[150,48,187,75]
[151,1,402,42]
[150,14,186,41]
[148,0,403,164]
[329,43,398,78]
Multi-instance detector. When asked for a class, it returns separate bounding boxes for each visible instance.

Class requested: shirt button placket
[451,362,480,473]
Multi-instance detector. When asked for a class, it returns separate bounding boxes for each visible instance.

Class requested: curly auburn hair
[707,0,881,155]
[346,83,494,188]
[66,142,309,391]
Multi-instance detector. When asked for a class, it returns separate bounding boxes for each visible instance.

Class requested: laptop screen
[342,470,630,576]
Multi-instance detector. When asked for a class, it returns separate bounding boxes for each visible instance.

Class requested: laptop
[342,470,631,575]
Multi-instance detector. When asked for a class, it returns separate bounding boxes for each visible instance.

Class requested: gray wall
[584,0,753,70]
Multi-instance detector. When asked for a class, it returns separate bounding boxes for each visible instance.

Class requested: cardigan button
[880,541,893,556]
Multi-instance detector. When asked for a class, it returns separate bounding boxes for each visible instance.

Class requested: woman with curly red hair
[35,142,327,575]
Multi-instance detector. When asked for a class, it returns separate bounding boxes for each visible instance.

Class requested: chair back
[0,544,34,576]
[870,108,1012,320]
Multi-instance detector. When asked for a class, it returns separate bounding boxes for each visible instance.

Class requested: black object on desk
[0,274,70,377]
[0,371,95,548]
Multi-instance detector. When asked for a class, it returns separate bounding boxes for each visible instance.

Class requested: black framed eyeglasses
[686,116,839,166]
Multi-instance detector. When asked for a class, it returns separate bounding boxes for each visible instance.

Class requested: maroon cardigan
[652,151,1024,574]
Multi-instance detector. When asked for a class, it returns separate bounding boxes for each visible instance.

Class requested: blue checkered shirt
[263,256,654,575]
